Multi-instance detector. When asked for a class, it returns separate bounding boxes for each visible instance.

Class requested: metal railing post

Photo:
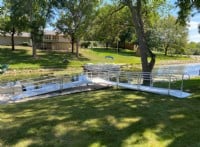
[181,74,184,95]
[60,76,63,93]
[117,71,119,88]
[137,72,140,89]
[168,74,171,95]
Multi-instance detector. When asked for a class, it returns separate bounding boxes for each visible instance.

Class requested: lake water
[153,63,200,77]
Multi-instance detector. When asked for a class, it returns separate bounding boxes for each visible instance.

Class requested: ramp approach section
[0,71,191,103]
[85,71,191,98]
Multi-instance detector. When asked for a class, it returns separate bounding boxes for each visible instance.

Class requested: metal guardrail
[85,70,187,94]
[0,70,190,98]
[0,74,82,95]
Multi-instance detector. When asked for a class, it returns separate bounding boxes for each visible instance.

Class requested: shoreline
[156,59,200,67]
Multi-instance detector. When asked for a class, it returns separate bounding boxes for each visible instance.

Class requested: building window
[44,35,51,40]
[52,35,58,40]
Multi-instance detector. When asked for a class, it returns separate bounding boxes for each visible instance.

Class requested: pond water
[153,63,200,77]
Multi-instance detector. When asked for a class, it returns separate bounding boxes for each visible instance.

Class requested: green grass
[0,46,194,82]
[0,78,199,147]
[0,46,140,70]
[0,46,192,70]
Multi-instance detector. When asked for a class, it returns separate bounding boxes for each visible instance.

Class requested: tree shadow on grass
[0,87,200,146]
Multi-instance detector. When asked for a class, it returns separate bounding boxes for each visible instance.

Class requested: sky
[169,0,200,43]
[188,14,200,42]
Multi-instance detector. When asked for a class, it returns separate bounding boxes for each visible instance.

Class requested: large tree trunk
[127,0,156,85]
[71,36,75,53]
[76,40,79,58]
[164,44,169,56]
[31,35,37,58]
[11,27,15,51]
[106,42,109,48]
[32,43,37,57]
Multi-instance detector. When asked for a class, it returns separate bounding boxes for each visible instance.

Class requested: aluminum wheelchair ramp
[86,71,191,98]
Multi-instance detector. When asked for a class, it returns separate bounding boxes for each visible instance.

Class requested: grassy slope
[0,46,193,82]
[0,46,191,69]
[0,78,199,147]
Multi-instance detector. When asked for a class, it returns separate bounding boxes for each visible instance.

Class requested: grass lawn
[0,46,192,70]
[0,78,199,147]
[0,45,193,82]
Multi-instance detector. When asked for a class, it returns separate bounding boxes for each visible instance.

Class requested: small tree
[0,2,27,51]
[146,16,188,56]
[55,0,99,57]
[4,0,55,57]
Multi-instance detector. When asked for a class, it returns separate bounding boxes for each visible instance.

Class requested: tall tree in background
[4,0,56,57]
[55,0,99,57]
[0,1,27,51]
[147,15,188,55]
[89,4,133,49]
[119,0,165,85]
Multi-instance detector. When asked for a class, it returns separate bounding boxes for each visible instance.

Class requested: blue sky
[169,0,200,42]
[187,14,200,42]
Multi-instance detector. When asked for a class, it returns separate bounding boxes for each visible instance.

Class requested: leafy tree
[176,0,200,42]
[147,16,188,55]
[176,0,200,26]
[55,0,99,57]
[4,0,56,57]
[118,0,166,85]
[0,1,27,51]
[118,27,136,49]
[186,42,200,55]
[89,4,133,49]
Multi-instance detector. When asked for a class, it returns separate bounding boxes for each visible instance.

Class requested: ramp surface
[90,77,191,98]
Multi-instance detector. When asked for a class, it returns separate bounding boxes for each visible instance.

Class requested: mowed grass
[0,78,199,147]
[0,45,193,82]
[0,46,192,70]
[0,46,141,70]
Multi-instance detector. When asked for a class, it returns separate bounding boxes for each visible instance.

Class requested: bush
[93,42,97,47]
[193,49,200,55]
[21,42,29,46]
[81,42,91,48]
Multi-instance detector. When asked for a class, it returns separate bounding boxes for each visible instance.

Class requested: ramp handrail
[85,71,187,94]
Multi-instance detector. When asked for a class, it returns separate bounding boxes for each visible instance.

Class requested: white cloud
[188,21,199,31]
[187,14,200,42]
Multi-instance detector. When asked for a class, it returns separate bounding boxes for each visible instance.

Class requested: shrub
[81,42,91,48]
[93,42,97,47]
[21,42,29,46]
[193,49,200,55]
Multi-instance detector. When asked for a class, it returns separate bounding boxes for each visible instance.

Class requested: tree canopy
[55,0,100,57]
[2,0,56,57]
[176,0,200,25]
[0,1,28,50]
[88,4,133,48]
[0,0,198,82]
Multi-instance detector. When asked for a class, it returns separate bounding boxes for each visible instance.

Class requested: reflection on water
[153,63,200,76]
